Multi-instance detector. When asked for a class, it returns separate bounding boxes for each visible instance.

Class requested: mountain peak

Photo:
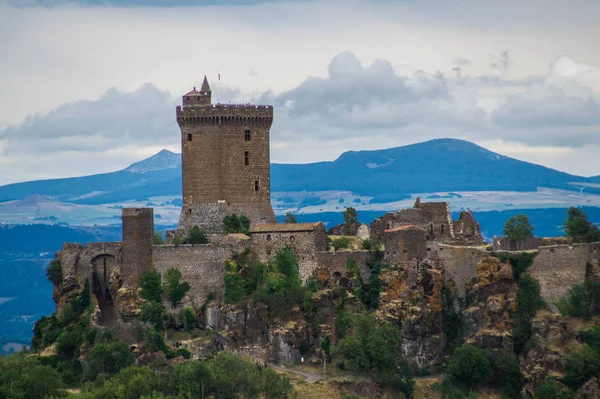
[125,150,181,174]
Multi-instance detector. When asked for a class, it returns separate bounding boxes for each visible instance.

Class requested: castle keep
[176,77,276,235]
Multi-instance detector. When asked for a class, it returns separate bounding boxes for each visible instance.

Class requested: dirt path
[266,363,322,383]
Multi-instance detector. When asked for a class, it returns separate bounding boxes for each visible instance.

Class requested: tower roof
[200,76,211,92]
[183,87,201,96]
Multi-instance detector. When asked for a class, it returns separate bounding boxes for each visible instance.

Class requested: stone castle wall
[428,243,488,298]
[58,242,122,285]
[384,227,428,266]
[153,244,237,306]
[251,225,327,281]
[315,250,372,281]
[528,243,599,309]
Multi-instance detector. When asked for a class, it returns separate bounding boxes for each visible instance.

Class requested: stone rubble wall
[428,243,488,298]
[528,242,599,309]
[153,244,236,306]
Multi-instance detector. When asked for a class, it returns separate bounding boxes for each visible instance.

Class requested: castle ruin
[53,77,599,331]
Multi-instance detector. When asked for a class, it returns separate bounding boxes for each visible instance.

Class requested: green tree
[163,268,191,306]
[535,377,575,399]
[182,307,197,333]
[283,211,298,224]
[187,226,209,244]
[343,206,359,227]
[556,280,600,319]
[446,345,493,387]
[503,213,535,241]
[581,325,600,353]
[140,269,163,303]
[512,274,544,354]
[564,207,600,243]
[494,349,523,397]
[563,344,600,388]
[222,214,251,235]
[84,341,134,381]
[56,328,84,358]
[46,259,63,285]
[333,314,413,396]
[153,232,165,245]
[140,302,167,330]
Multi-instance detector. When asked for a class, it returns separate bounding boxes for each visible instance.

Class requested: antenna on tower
[574,184,588,197]
[218,71,221,81]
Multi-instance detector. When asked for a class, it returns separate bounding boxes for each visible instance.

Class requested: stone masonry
[384,225,428,266]
[250,222,328,280]
[177,77,276,235]
[121,208,154,283]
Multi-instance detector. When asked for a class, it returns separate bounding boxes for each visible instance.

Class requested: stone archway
[91,254,116,326]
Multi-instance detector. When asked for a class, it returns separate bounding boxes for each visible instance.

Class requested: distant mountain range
[0,139,598,205]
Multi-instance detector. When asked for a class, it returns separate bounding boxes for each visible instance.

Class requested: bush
[153,232,165,245]
[494,349,523,397]
[556,280,600,319]
[581,325,600,353]
[46,259,63,285]
[283,212,297,224]
[70,278,91,316]
[222,214,250,235]
[84,341,134,381]
[140,269,163,303]
[512,274,544,354]
[187,226,209,244]
[182,307,197,333]
[534,377,575,399]
[446,345,493,387]
[225,273,246,304]
[171,234,186,246]
[32,315,61,350]
[176,348,191,359]
[331,236,352,250]
[140,302,167,331]
[563,344,600,388]
[361,238,381,251]
[163,268,191,306]
[56,328,84,358]
[564,207,600,243]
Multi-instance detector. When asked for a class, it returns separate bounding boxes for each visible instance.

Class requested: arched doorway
[91,254,116,326]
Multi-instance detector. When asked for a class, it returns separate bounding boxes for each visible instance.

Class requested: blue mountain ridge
[0,138,596,204]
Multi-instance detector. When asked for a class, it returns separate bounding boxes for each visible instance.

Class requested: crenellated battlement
[176,103,273,126]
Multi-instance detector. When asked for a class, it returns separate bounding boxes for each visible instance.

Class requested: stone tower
[176,77,277,235]
[121,208,154,282]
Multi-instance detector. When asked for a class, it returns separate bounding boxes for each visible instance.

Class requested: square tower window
[254,180,259,191]
[266,234,271,241]
[245,129,251,141]
[244,151,249,166]
[187,133,192,141]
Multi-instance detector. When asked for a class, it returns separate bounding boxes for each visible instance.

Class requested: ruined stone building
[370,197,483,245]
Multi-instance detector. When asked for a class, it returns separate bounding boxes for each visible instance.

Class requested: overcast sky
[1,0,600,185]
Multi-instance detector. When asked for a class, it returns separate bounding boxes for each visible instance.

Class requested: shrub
[140,270,163,303]
[46,259,63,285]
[32,315,61,350]
[222,214,250,235]
[140,302,167,331]
[534,377,575,399]
[182,307,197,333]
[581,326,600,353]
[361,238,381,251]
[225,273,246,304]
[187,226,209,244]
[163,268,191,306]
[177,348,191,359]
[153,232,165,245]
[331,236,352,250]
[70,278,91,316]
[84,341,134,381]
[171,234,186,246]
[446,345,493,387]
[283,212,297,224]
[494,349,523,397]
[556,280,600,319]
[56,328,84,358]
[512,274,544,354]
[563,344,600,388]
